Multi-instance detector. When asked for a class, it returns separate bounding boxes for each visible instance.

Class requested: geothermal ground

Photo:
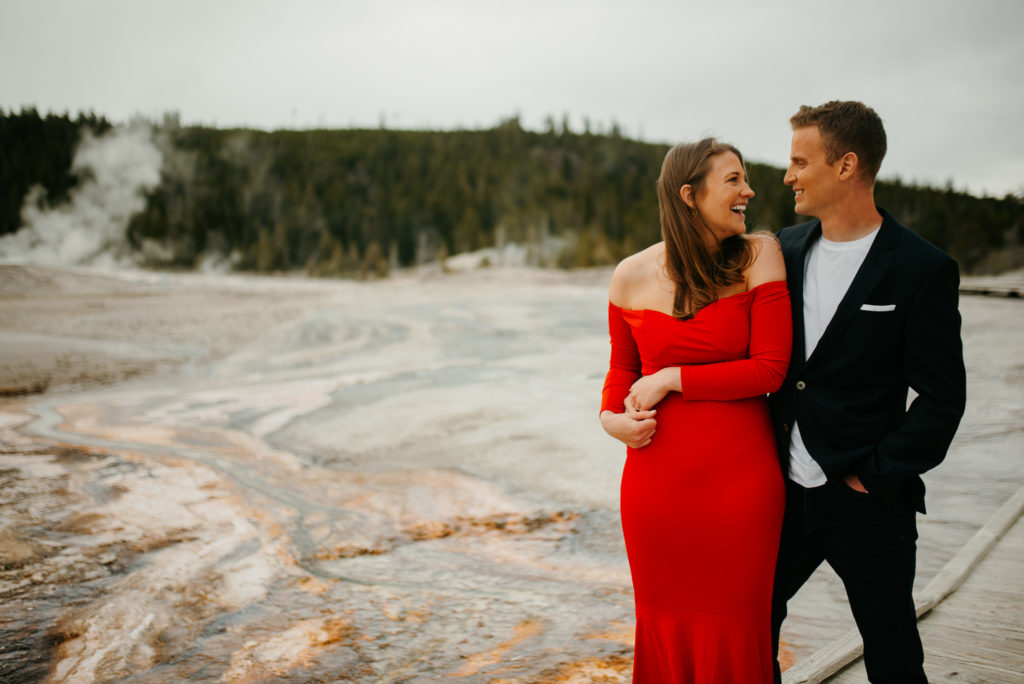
[1,264,1021,683]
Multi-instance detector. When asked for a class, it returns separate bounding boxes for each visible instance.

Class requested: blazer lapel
[783,222,820,366]
[804,213,900,368]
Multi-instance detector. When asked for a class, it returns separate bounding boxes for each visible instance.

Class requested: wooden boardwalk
[959,272,1024,300]
[784,486,1024,683]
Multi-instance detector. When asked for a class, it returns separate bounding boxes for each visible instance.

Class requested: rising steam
[0,123,163,268]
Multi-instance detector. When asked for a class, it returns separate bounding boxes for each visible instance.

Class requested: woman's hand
[627,367,681,412]
[601,409,658,449]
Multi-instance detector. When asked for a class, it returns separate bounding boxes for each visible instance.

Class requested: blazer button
[795,380,807,390]
[783,423,790,432]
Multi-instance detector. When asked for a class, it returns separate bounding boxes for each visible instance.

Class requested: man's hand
[600,409,657,449]
[844,473,868,493]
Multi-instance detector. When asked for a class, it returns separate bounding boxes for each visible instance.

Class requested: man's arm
[855,257,967,495]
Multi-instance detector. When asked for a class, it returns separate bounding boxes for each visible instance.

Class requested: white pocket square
[860,303,896,312]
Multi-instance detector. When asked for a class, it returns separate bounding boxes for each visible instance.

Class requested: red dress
[602,281,792,683]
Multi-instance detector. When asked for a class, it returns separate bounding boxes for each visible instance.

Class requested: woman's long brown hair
[657,138,756,319]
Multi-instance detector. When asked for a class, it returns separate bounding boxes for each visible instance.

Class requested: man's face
[784,126,842,218]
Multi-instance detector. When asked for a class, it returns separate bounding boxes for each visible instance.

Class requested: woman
[600,138,791,682]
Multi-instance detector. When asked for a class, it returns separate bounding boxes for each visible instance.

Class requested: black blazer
[770,208,966,513]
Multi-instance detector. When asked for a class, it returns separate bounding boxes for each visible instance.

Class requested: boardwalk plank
[789,487,1024,684]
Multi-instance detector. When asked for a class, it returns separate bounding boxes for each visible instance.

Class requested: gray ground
[1,263,1021,683]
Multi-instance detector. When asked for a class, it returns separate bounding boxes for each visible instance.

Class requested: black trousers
[771,478,927,684]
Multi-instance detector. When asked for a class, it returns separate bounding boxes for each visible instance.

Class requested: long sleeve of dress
[601,303,641,413]
[680,281,792,400]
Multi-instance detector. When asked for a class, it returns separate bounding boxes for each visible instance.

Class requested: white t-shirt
[788,227,880,487]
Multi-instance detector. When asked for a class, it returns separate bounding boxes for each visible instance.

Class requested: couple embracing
[600,100,967,683]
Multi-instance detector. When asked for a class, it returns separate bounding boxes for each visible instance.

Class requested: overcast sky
[2,0,1022,198]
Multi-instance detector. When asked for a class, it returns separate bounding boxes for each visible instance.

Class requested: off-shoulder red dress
[601,280,792,683]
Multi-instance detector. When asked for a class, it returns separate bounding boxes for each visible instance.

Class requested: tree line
[2,108,1021,275]
[0,108,112,236]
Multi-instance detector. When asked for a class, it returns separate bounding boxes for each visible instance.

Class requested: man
[770,101,967,683]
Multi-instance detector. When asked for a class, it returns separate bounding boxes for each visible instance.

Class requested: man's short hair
[790,101,887,183]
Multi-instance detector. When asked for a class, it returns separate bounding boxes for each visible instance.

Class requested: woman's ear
[680,184,696,209]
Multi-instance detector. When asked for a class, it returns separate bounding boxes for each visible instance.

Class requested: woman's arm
[628,236,791,409]
[675,279,791,400]
[600,257,659,447]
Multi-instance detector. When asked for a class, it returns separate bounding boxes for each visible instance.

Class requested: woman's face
[693,151,755,246]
